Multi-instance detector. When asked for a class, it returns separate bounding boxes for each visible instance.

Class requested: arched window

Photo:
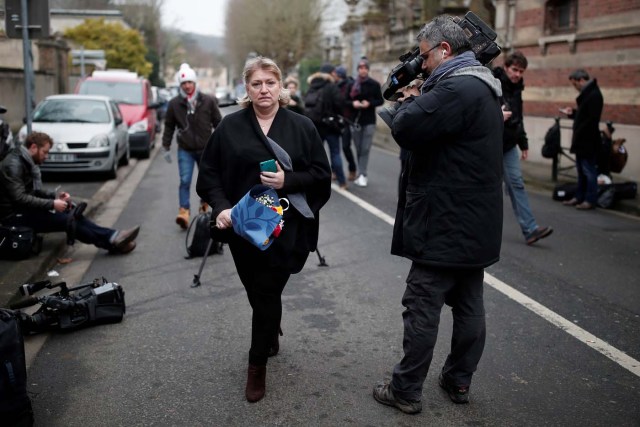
[545,0,578,34]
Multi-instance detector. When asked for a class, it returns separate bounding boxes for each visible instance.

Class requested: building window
[545,0,577,34]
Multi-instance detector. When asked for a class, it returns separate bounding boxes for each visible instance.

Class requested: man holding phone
[559,69,604,210]
[492,51,552,245]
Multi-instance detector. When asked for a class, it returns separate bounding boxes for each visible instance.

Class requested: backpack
[0,309,34,427]
[609,138,628,173]
[303,86,325,124]
[542,120,561,159]
[186,212,223,258]
[304,85,345,133]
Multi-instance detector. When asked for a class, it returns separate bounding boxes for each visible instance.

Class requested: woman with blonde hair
[196,57,331,402]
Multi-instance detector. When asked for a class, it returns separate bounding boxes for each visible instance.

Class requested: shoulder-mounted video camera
[381,11,502,100]
[10,277,126,334]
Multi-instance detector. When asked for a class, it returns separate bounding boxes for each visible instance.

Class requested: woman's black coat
[196,106,331,273]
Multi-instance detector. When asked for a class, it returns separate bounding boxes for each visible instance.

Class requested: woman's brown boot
[268,327,283,357]
[245,364,266,402]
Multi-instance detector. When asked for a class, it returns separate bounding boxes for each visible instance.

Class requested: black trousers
[229,243,290,366]
[391,262,486,402]
[341,125,357,173]
[4,209,115,250]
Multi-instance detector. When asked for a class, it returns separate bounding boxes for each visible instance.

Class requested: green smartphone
[260,159,277,173]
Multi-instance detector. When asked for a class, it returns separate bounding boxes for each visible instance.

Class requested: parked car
[75,70,158,158]
[152,86,171,130]
[18,95,130,179]
[215,86,234,105]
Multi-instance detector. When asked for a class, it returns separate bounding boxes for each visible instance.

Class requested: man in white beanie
[162,63,222,229]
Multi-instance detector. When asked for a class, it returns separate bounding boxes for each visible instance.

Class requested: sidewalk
[0,159,140,309]
[374,132,640,217]
[519,158,640,218]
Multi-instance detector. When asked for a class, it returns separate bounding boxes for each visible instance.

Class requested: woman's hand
[260,161,285,189]
[215,209,232,229]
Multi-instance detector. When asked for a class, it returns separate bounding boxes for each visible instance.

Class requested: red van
[75,70,158,158]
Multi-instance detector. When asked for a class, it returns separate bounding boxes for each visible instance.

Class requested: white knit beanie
[177,63,197,84]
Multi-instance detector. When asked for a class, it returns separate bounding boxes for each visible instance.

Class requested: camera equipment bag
[0,226,42,260]
[186,211,223,258]
[0,309,34,427]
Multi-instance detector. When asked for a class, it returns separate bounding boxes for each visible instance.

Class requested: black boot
[245,364,266,402]
[268,327,283,357]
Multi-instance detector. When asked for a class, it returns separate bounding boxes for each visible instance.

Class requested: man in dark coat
[493,51,553,245]
[0,132,139,254]
[304,63,347,188]
[348,58,384,187]
[560,69,604,210]
[372,16,503,414]
[162,63,222,228]
[335,66,358,181]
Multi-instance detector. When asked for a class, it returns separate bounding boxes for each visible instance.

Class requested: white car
[19,95,130,179]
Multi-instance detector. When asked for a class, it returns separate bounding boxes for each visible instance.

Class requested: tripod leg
[191,239,213,288]
[315,246,328,267]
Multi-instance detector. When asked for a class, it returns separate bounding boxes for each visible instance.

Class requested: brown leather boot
[245,364,266,402]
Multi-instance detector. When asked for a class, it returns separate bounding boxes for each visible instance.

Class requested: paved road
[24,131,640,425]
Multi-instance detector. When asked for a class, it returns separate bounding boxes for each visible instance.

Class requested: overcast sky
[161,0,228,37]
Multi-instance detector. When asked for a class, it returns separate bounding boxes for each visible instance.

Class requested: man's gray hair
[569,69,590,81]
[416,15,471,55]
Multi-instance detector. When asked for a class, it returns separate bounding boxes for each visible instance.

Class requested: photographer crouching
[0,132,140,255]
[373,15,504,414]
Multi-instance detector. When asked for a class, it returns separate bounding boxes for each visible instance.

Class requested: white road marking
[332,183,640,378]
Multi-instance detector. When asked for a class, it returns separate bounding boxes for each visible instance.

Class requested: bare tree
[225,0,325,76]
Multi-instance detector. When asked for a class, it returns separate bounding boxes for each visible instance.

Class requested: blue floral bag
[231,185,287,250]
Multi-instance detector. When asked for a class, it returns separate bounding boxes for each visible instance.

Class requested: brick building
[494,0,640,126]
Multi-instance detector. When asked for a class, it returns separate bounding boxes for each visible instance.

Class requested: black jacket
[337,76,355,120]
[347,76,384,126]
[568,79,604,157]
[0,148,55,219]
[196,107,331,273]
[162,91,222,152]
[391,69,504,269]
[493,67,529,153]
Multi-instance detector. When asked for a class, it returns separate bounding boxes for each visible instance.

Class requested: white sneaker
[354,175,368,187]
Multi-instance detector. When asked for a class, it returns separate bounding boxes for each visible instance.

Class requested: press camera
[10,278,126,334]
[381,11,502,101]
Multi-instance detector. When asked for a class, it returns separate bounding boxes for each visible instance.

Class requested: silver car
[18,95,130,179]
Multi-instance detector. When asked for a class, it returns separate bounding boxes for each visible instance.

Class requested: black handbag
[0,226,41,260]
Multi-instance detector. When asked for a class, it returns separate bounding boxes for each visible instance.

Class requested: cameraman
[0,132,140,254]
[373,16,503,414]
